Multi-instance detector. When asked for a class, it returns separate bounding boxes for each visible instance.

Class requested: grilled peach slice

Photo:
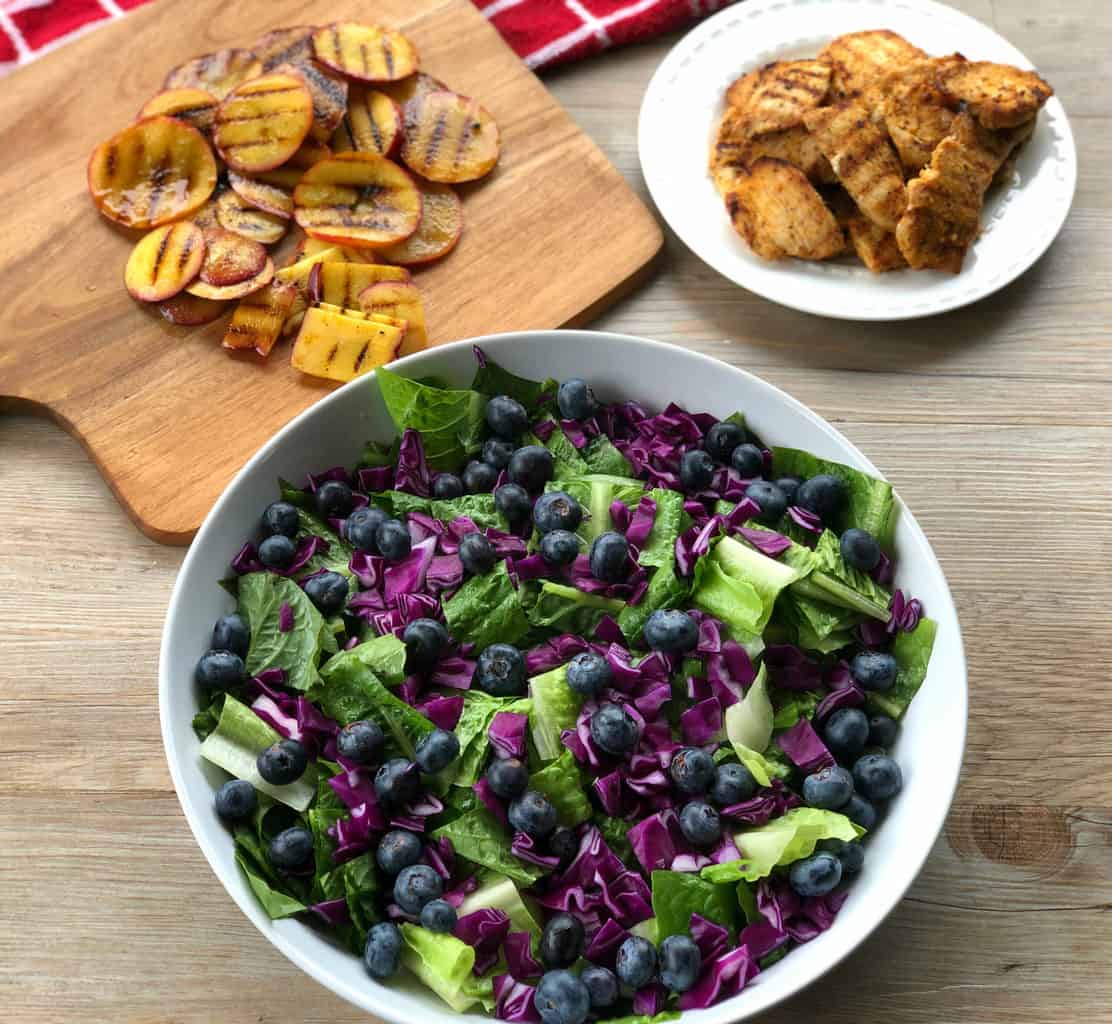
[190,188,224,231]
[157,292,230,325]
[400,90,500,183]
[358,280,427,354]
[311,23,418,83]
[197,227,268,286]
[124,222,206,302]
[216,188,288,244]
[222,280,299,355]
[291,305,404,382]
[187,258,274,300]
[378,72,445,108]
[334,87,403,157]
[293,153,421,247]
[254,139,332,190]
[228,171,293,219]
[164,48,262,99]
[214,73,314,174]
[87,117,217,228]
[378,181,462,265]
[139,88,219,135]
[293,236,378,263]
[277,245,341,286]
[307,260,410,307]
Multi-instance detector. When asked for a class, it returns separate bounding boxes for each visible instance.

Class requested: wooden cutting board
[0,0,661,544]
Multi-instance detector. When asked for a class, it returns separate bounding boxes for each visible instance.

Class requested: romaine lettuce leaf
[358,436,399,469]
[582,435,633,477]
[238,572,329,693]
[529,750,591,826]
[431,809,543,886]
[372,490,505,530]
[651,870,737,939]
[866,617,938,719]
[343,852,381,942]
[452,692,533,787]
[294,507,355,579]
[638,488,686,569]
[234,826,307,919]
[771,690,822,730]
[597,816,634,863]
[693,537,802,640]
[618,562,690,642]
[327,632,408,688]
[526,580,625,637]
[444,562,530,650]
[554,474,647,542]
[537,420,591,479]
[723,665,775,786]
[457,873,541,937]
[399,923,480,1012]
[471,355,556,412]
[528,665,583,761]
[783,590,862,644]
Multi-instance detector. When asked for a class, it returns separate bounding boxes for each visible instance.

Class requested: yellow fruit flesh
[291,306,403,382]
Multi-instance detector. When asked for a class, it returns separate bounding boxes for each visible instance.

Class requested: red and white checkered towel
[0,0,737,76]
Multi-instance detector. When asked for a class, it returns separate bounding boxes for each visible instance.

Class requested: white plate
[638,0,1077,320]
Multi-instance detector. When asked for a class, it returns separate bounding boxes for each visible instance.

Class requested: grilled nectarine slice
[187,258,274,300]
[277,246,341,287]
[164,48,262,99]
[197,228,268,286]
[334,86,403,158]
[223,280,299,355]
[88,116,218,228]
[214,73,314,174]
[228,171,293,219]
[311,23,418,83]
[124,222,206,302]
[400,90,499,183]
[293,236,377,263]
[293,153,421,247]
[378,180,462,265]
[378,72,445,108]
[139,88,219,135]
[358,280,427,354]
[216,189,288,243]
[291,305,403,382]
[307,260,410,307]
[157,292,230,325]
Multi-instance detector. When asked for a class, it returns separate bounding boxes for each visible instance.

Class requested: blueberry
[853,753,902,800]
[842,792,879,830]
[403,617,450,672]
[589,703,639,756]
[463,459,499,494]
[566,652,612,696]
[304,570,349,614]
[486,395,530,440]
[195,649,246,690]
[415,728,460,774]
[261,500,300,538]
[268,825,313,870]
[459,531,497,575]
[745,481,788,524]
[508,445,555,493]
[214,779,257,822]
[580,964,618,1009]
[802,765,854,809]
[549,827,580,871]
[374,758,420,806]
[819,838,865,877]
[615,936,658,989]
[257,738,308,785]
[533,491,583,534]
[508,790,558,839]
[588,531,629,582]
[540,912,586,969]
[840,528,881,572]
[643,609,698,653]
[730,443,765,479]
[482,438,515,470]
[670,747,716,795]
[420,898,458,933]
[851,651,898,692]
[679,449,716,491]
[432,473,465,500]
[703,421,745,463]
[337,720,384,764]
[486,757,529,799]
[789,851,842,897]
[679,801,721,848]
[495,483,532,524]
[540,529,580,566]
[375,519,412,561]
[868,713,899,749]
[316,480,354,519]
[776,476,803,504]
[376,829,423,875]
[364,921,403,978]
[211,614,250,658]
[258,534,297,570]
[796,474,847,520]
[474,643,526,696]
[345,505,388,553]
[710,762,757,806]
[823,707,869,758]
[659,934,702,993]
[557,378,598,421]
[393,863,443,914]
[535,969,591,1024]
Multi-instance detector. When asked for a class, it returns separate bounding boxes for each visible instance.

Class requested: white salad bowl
[159,330,966,1022]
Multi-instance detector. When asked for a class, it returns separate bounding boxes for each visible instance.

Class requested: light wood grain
[3,0,1112,1021]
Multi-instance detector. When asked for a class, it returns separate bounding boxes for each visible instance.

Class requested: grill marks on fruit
[139,88,219,135]
[337,87,402,158]
[377,180,462,265]
[163,48,263,100]
[400,90,499,183]
[124,221,207,302]
[213,73,315,174]
[216,188,289,244]
[221,280,298,355]
[311,22,418,83]
[198,227,268,286]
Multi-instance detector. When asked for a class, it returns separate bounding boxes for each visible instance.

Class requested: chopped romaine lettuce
[723,665,775,786]
[529,750,591,826]
[651,870,737,939]
[399,923,480,1012]
[582,435,634,477]
[457,873,541,938]
[431,809,542,886]
[866,617,938,719]
[471,355,556,411]
[553,474,646,541]
[693,537,801,640]
[444,562,530,650]
[526,580,625,637]
[452,692,533,787]
[238,572,329,693]
[528,665,583,762]
[372,490,505,529]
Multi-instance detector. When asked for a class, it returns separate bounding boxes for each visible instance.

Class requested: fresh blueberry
[459,531,497,575]
[557,378,599,421]
[482,438,515,470]
[316,480,354,520]
[258,534,297,570]
[376,829,423,875]
[703,421,745,463]
[670,747,716,795]
[840,528,881,572]
[267,826,313,870]
[853,753,903,800]
[679,801,721,848]
[474,643,527,696]
[580,964,618,1009]
[680,449,716,491]
[823,708,870,758]
[508,790,558,839]
[257,738,308,785]
[535,969,591,1024]
[589,703,639,756]
[796,474,847,520]
[549,827,580,871]
[540,913,586,969]
[211,614,250,658]
[337,720,384,764]
[345,505,388,553]
[533,491,583,534]
[195,649,246,690]
[851,651,898,692]
[730,443,765,479]
[495,483,532,524]
[842,792,879,830]
[403,617,450,672]
[540,529,580,566]
[375,519,412,562]
[659,934,702,993]
[745,481,788,525]
[776,476,803,504]
[486,395,530,440]
[393,863,443,914]
[214,779,257,822]
[364,922,402,978]
[415,728,460,774]
[374,758,420,806]
[261,500,300,538]
[615,936,658,989]
[304,570,349,615]
[486,757,529,799]
[868,713,900,749]
[802,765,854,810]
[643,609,698,653]
[420,898,458,933]
[788,851,842,897]
[819,837,865,877]
[565,652,612,696]
[508,445,555,492]
[463,459,499,494]
[588,531,629,582]
[710,762,757,806]
[432,473,464,500]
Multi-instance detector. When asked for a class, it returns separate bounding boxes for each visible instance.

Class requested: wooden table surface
[2,0,1109,1020]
